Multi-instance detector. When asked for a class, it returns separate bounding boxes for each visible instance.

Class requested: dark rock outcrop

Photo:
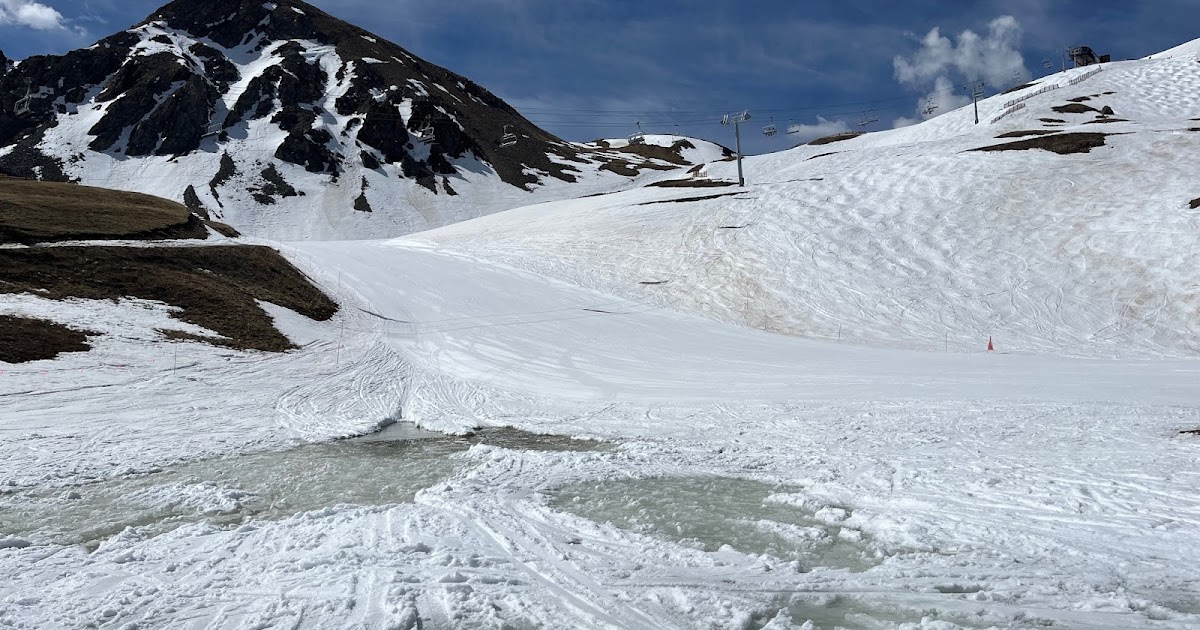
[0,0,586,191]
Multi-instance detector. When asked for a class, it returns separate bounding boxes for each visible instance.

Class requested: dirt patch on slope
[0,177,208,244]
[0,246,336,352]
[646,179,739,189]
[808,132,863,146]
[973,133,1110,155]
[637,192,742,206]
[996,130,1060,138]
[1002,82,1035,95]
[1051,103,1099,115]
[1190,198,1200,210]
[0,315,94,363]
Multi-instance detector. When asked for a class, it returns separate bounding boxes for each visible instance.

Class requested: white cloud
[782,116,851,143]
[0,0,66,31]
[892,16,1029,122]
[891,117,920,129]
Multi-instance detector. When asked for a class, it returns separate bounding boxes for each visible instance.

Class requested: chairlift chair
[786,120,802,135]
[413,117,435,144]
[13,79,33,117]
[762,116,778,137]
[498,124,517,148]
[628,121,646,146]
[857,110,879,128]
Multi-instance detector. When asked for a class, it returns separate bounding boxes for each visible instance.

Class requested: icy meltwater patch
[550,477,880,572]
[754,594,987,630]
[1,426,606,547]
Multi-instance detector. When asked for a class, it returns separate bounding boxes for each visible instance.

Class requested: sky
[1,0,1197,154]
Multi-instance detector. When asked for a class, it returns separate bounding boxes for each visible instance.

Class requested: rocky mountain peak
[0,0,719,240]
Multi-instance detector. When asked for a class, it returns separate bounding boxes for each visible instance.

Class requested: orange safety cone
[987,336,995,352]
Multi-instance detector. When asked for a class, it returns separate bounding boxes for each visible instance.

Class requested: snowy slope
[417,49,1200,358]
[4,37,1200,630]
[4,236,1200,629]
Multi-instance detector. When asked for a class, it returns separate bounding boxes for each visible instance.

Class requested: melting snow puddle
[550,476,882,572]
[753,593,988,630]
[0,425,607,548]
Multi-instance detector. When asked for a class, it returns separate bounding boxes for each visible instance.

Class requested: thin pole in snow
[964,81,984,124]
[838,326,842,343]
[173,346,178,374]
[336,320,344,366]
[721,111,751,187]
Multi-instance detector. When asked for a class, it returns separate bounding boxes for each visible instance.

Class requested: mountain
[0,0,727,239]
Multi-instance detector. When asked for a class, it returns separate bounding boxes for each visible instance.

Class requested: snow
[25,31,689,242]
[4,38,1200,630]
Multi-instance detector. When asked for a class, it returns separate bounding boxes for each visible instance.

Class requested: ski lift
[498,124,517,148]
[628,121,645,145]
[413,117,435,144]
[786,120,802,135]
[762,116,778,137]
[921,98,939,116]
[1043,58,1053,70]
[13,79,33,117]
[202,121,223,138]
[857,110,879,128]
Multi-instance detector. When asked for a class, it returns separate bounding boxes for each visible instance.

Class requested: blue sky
[2,0,1197,154]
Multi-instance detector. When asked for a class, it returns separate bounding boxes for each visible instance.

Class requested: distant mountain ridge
[0,0,726,239]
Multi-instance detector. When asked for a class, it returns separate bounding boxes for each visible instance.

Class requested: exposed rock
[250,164,300,205]
[182,185,211,220]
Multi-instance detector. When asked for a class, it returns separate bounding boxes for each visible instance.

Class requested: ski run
[3,33,1200,630]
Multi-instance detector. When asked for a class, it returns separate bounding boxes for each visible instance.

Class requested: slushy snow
[3,43,1200,629]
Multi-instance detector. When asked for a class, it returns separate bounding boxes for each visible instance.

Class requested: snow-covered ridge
[0,0,721,241]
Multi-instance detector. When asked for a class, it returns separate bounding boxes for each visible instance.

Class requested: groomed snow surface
[4,48,1200,629]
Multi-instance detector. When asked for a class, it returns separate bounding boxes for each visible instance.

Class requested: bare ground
[646,179,739,189]
[996,130,1060,138]
[0,315,94,363]
[0,246,337,352]
[972,133,1110,155]
[0,176,208,244]
[808,132,863,146]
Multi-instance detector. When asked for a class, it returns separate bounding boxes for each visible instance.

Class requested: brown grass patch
[612,139,694,165]
[1083,118,1129,125]
[646,179,738,188]
[599,160,640,177]
[0,177,208,244]
[972,133,1109,155]
[1182,428,1200,435]
[1039,118,1066,124]
[1002,82,1035,95]
[807,152,839,161]
[1067,96,1092,102]
[0,315,94,363]
[205,221,241,237]
[0,246,336,352]
[1051,103,1099,115]
[1190,198,1200,210]
[808,132,863,146]
[996,130,1060,138]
